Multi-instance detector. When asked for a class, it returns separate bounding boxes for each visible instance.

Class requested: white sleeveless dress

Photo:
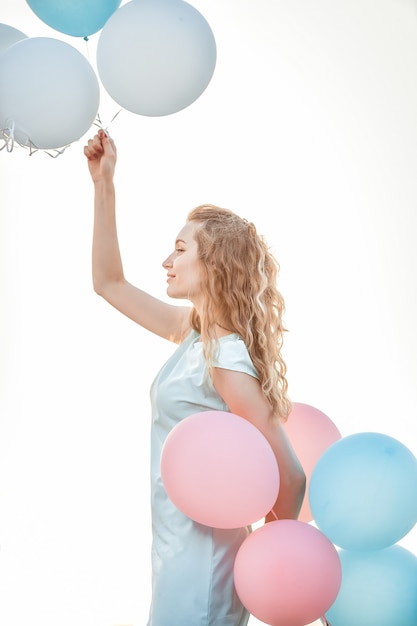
[147,329,258,626]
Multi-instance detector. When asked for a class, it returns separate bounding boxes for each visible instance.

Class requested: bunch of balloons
[309,431,417,625]
[0,0,216,152]
[161,409,343,625]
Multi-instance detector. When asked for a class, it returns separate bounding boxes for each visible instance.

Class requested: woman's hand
[84,129,117,184]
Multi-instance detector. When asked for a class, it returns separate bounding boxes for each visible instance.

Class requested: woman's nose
[162,253,173,268]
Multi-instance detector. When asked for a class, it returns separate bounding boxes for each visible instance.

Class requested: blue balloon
[326,546,417,626]
[26,0,121,37]
[309,432,417,550]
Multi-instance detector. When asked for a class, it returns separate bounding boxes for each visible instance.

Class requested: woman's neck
[215,321,235,336]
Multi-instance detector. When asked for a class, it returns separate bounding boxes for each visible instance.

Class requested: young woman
[84,130,306,626]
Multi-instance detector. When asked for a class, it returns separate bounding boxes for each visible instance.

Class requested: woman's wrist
[93,177,115,191]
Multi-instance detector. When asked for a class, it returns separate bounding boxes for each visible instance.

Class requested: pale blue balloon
[26,0,121,37]
[309,432,417,550]
[0,37,100,149]
[97,0,217,117]
[0,23,28,57]
[326,546,417,626]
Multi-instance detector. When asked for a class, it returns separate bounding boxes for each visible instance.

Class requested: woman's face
[162,221,203,305]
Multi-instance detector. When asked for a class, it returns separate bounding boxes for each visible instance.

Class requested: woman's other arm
[211,368,306,521]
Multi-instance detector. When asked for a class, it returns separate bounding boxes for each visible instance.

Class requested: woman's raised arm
[84,131,191,343]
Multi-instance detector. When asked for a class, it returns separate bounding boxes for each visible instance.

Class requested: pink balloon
[234,520,342,626]
[284,402,342,522]
[160,411,280,528]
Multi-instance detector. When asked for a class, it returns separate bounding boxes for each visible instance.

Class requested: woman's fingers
[84,134,104,159]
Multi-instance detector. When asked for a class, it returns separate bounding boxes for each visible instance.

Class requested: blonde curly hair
[187,204,291,420]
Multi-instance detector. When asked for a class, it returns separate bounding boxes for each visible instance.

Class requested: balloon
[234,520,342,626]
[309,432,417,550]
[0,37,100,150]
[0,23,27,57]
[326,545,417,626]
[284,402,342,522]
[26,0,121,38]
[160,411,279,528]
[97,0,217,116]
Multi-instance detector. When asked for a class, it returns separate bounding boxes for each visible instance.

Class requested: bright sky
[1,1,417,625]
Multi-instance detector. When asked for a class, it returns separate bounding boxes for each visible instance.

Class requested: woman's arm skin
[211,368,306,521]
[84,131,191,343]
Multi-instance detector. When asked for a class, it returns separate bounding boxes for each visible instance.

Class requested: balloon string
[0,119,15,153]
[28,141,70,158]
[0,118,70,157]
[1,106,122,158]
[93,109,122,138]
[269,509,279,521]
[0,114,118,157]
[83,36,91,64]
[83,35,123,139]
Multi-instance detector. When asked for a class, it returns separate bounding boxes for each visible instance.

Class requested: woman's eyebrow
[175,238,186,245]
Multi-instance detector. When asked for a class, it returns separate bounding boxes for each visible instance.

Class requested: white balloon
[96,0,217,117]
[0,23,28,57]
[0,37,100,150]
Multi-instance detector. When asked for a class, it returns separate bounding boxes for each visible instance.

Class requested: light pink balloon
[234,520,342,626]
[160,411,280,528]
[284,402,342,522]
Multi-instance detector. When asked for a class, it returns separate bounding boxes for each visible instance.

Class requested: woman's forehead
[176,221,199,242]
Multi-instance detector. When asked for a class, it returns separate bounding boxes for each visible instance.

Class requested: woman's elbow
[265,468,306,523]
[285,465,307,512]
[296,467,307,502]
[293,467,307,519]
[92,276,105,296]
[285,465,306,499]
[296,464,307,491]
[92,275,121,298]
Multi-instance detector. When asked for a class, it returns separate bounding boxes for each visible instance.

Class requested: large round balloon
[160,411,279,528]
[234,520,341,626]
[284,402,341,522]
[326,545,417,626]
[97,0,217,116]
[26,0,121,38]
[0,37,100,150]
[309,431,417,550]
[0,23,27,57]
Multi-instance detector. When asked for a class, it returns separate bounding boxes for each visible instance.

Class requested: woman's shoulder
[214,334,258,379]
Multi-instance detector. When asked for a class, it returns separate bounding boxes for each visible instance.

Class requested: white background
[1,1,417,625]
